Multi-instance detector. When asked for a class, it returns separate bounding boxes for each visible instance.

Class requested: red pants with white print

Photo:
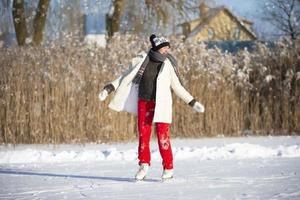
[137,99,173,170]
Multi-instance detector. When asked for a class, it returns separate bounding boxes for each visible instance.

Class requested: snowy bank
[1,137,300,164]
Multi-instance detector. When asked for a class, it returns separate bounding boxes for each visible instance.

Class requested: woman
[99,34,204,181]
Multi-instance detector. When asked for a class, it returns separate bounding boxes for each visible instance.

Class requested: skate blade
[161,176,173,182]
[135,176,146,182]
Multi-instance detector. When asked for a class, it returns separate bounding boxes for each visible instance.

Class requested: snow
[1,136,300,199]
[1,138,300,164]
[108,4,114,17]
[84,34,106,47]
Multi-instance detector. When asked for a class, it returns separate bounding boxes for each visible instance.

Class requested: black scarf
[132,49,182,85]
[149,49,167,62]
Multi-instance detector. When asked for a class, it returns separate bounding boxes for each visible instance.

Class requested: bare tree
[32,0,50,44]
[106,0,125,38]
[105,0,213,38]
[12,0,50,45]
[263,0,300,39]
[12,0,27,45]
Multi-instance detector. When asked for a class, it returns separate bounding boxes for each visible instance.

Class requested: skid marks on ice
[271,189,300,199]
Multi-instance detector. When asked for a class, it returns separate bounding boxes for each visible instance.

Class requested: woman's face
[158,46,170,55]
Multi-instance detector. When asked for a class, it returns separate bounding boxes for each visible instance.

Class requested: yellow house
[180,3,257,42]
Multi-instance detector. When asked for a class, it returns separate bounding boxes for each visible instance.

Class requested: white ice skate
[135,163,149,181]
[161,169,173,181]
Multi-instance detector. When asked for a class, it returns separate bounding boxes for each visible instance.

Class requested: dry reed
[0,35,299,144]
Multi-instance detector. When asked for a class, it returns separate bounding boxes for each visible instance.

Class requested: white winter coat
[108,51,194,123]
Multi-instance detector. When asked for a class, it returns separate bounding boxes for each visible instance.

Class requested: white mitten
[193,102,205,113]
[99,89,108,101]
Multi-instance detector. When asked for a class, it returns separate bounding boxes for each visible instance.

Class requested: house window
[232,27,241,40]
[207,27,215,39]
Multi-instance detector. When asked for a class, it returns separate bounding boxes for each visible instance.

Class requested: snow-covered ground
[1,136,300,200]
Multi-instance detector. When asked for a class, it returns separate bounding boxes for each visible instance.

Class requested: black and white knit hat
[150,34,170,51]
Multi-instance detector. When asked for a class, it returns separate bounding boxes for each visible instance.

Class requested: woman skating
[99,34,204,181]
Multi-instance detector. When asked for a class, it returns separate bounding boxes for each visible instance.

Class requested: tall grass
[0,35,299,144]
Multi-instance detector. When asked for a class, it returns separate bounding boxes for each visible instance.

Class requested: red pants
[137,99,173,170]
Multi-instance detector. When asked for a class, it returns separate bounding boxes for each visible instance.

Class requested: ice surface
[1,136,300,199]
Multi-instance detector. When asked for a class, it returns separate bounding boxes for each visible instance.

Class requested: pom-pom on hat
[150,34,170,51]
